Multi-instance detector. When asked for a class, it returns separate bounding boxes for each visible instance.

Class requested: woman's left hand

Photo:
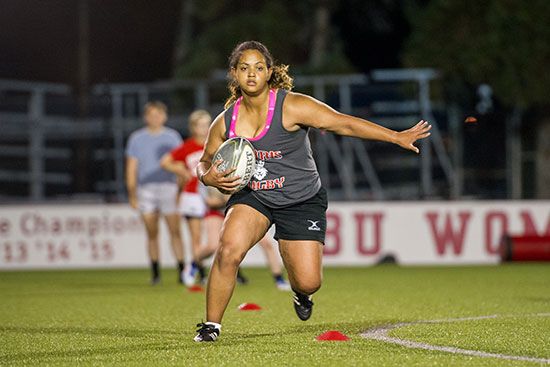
[395,120,432,154]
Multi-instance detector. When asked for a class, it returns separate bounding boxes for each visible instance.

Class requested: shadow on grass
[227,331,283,340]
[0,319,409,362]
[284,319,401,335]
[1,318,411,358]
[215,319,404,346]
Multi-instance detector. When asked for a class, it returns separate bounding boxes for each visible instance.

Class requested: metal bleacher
[0,69,461,202]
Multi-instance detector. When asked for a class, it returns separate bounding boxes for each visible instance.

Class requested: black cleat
[293,292,313,321]
[150,276,161,286]
[194,323,220,342]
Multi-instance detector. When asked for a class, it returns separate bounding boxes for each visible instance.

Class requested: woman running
[194,41,431,342]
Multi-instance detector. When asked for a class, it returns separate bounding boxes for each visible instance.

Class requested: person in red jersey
[161,110,211,286]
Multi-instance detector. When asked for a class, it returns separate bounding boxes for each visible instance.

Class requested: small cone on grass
[237,303,262,311]
[187,285,204,292]
[316,331,350,341]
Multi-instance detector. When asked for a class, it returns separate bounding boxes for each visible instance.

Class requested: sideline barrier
[501,235,550,262]
[0,201,549,269]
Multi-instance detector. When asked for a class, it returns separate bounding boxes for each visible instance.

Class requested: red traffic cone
[237,302,262,311]
[187,285,204,292]
[316,331,350,341]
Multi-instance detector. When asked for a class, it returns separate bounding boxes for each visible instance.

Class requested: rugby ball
[213,137,256,192]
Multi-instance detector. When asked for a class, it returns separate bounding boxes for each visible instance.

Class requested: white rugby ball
[213,137,256,192]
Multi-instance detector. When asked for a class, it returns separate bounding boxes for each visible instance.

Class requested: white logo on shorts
[307,220,321,231]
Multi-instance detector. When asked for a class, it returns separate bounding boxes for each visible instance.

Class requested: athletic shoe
[276,279,291,291]
[293,292,313,321]
[236,268,248,285]
[194,323,220,342]
[182,263,198,287]
[150,276,161,286]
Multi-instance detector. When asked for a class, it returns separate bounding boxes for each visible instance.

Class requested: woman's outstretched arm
[284,92,432,154]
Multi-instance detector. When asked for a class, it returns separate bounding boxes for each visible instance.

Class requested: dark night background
[1,0,548,200]
[0,0,409,85]
[0,0,181,84]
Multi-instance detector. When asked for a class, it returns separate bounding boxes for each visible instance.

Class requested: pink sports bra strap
[228,89,276,141]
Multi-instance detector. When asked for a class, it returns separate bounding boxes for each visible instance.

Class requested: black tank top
[223,89,321,208]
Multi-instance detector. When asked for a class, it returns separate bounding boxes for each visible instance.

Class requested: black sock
[197,264,206,279]
[177,261,184,274]
[151,261,160,279]
[236,268,248,283]
[273,273,284,283]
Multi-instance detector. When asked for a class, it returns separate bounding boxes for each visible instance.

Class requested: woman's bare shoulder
[285,91,317,104]
[284,91,328,117]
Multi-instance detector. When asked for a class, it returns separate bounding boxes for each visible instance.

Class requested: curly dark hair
[225,41,293,109]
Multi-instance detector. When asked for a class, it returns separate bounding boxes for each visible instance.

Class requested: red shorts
[205,209,224,218]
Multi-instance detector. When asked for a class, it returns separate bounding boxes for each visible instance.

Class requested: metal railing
[0,70,460,202]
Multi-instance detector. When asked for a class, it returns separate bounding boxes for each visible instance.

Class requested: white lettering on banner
[0,218,10,235]
[1,202,549,269]
[0,239,115,265]
[17,212,141,237]
[0,205,144,269]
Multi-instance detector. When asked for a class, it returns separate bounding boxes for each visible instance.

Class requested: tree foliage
[403,0,550,108]
[173,0,354,79]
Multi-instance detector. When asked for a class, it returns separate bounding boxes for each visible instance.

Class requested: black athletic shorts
[226,187,328,244]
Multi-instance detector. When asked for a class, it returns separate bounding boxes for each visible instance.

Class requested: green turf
[0,264,549,366]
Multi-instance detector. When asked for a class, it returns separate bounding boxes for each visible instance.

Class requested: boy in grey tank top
[194,41,431,342]
[125,101,186,285]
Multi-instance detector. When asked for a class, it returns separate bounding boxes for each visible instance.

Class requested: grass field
[1,264,549,366]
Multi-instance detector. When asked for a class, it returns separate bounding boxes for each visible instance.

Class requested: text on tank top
[224,89,321,208]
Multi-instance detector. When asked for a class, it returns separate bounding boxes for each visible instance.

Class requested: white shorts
[179,192,207,218]
[137,182,179,215]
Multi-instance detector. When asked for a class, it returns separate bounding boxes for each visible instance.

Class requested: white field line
[360,314,550,364]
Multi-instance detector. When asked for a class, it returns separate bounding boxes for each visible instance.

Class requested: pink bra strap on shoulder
[229,96,242,138]
[229,89,276,141]
[265,89,276,126]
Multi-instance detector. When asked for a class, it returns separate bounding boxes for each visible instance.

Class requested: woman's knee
[216,239,247,268]
[292,277,322,295]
